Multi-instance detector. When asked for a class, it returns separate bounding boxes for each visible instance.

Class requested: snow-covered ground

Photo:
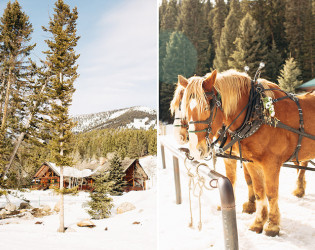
[0,156,157,250]
[159,133,315,250]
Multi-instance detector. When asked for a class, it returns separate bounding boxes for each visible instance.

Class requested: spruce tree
[214,0,242,72]
[278,57,303,93]
[87,173,114,219]
[162,31,197,84]
[42,0,80,233]
[211,0,228,50]
[0,1,35,179]
[160,0,178,31]
[285,0,314,80]
[228,13,268,76]
[159,0,178,83]
[176,0,209,75]
[265,39,282,82]
[109,153,126,196]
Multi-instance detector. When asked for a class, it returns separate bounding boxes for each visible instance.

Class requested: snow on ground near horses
[0,156,157,250]
[159,134,315,250]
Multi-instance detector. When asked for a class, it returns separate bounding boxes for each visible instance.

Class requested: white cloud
[71,0,157,115]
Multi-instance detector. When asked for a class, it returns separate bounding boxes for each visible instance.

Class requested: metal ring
[209,179,218,188]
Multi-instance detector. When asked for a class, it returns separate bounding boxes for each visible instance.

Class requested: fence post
[208,171,239,250]
[161,144,166,169]
[173,155,182,204]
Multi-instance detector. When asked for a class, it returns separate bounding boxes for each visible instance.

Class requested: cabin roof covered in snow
[34,162,96,178]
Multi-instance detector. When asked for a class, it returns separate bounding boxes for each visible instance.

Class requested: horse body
[179,69,314,236]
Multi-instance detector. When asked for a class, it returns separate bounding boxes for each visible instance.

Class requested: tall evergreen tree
[42,0,80,233]
[109,153,126,196]
[159,0,179,83]
[228,13,268,76]
[87,173,114,219]
[265,39,282,82]
[211,0,228,50]
[176,0,209,75]
[160,0,178,31]
[301,0,315,80]
[213,0,242,71]
[162,31,197,84]
[285,0,314,80]
[0,1,35,179]
[278,57,303,93]
[204,0,215,71]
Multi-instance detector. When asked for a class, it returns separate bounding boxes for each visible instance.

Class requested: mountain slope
[72,106,156,133]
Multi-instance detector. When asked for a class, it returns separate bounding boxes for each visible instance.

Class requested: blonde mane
[170,83,185,115]
[182,70,275,118]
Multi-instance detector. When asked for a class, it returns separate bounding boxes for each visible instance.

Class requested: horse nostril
[180,135,185,142]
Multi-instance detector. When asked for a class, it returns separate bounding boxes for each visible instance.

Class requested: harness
[188,77,315,170]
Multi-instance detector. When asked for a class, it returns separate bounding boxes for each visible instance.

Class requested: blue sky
[0,0,157,115]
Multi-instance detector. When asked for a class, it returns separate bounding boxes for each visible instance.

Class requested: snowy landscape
[0,156,157,250]
[159,129,315,250]
[72,106,156,133]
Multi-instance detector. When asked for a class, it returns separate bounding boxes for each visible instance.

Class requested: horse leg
[242,163,256,214]
[224,158,237,189]
[263,164,281,237]
[245,163,268,234]
[292,162,307,198]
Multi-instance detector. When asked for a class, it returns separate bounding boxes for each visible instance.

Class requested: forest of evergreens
[159,0,315,122]
[0,1,157,193]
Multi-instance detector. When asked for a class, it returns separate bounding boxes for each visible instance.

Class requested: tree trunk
[1,67,12,131]
[57,165,65,233]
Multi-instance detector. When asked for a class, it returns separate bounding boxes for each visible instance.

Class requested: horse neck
[222,91,250,132]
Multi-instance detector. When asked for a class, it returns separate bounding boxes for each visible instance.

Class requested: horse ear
[178,75,188,88]
[203,70,217,91]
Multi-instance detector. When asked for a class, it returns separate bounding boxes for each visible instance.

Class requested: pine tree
[265,39,282,82]
[87,173,114,219]
[160,0,178,31]
[301,0,315,80]
[148,131,157,155]
[159,0,178,83]
[159,0,168,28]
[214,0,242,71]
[0,1,35,179]
[109,154,126,196]
[42,0,80,233]
[162,31,197,84]
[285,0,313,80]
[204,0,215,71]
[176,0,209,75]
[278,57,303,93]
[228,13,268,76]
[211,0,228,50]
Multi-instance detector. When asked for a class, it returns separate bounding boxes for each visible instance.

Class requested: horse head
[170,82,189,145]
[179,70,224,160]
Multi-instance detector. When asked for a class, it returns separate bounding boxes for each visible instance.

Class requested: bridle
[187,87,222,151]
[173,101,189,128]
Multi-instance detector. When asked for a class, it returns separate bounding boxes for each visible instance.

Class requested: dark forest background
[159,0,315,122]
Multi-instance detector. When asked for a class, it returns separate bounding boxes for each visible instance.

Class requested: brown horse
[170,81,256,213]
[179,69,315,236]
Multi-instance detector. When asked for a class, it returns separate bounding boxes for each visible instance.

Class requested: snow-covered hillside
[72,106,156,133]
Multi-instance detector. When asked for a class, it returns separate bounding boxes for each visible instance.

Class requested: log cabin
[31,157,149,192]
